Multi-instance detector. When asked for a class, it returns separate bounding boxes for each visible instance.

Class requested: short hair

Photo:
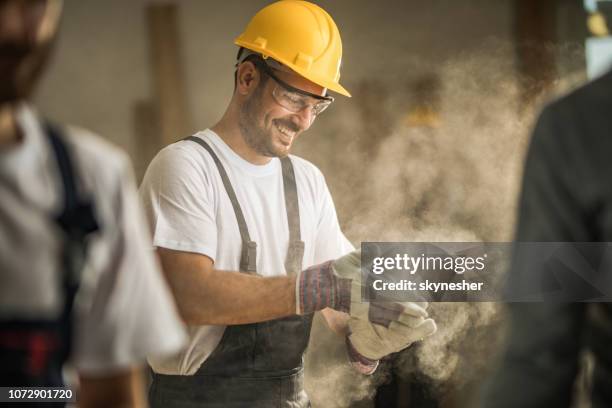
[233,48,268,91]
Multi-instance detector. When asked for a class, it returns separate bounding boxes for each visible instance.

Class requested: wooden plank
[132,100,159,183]
[514,0,558,103]
[146,3,192,146]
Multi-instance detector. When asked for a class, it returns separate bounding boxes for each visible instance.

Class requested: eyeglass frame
[246,56,335,118]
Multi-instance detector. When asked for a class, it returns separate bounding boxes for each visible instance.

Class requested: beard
[0,40,54,104]
[238,81,301,158]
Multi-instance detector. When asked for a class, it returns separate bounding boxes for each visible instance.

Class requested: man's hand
[295,250,360,316]
[347,302,437,371]
[297,251,426,329]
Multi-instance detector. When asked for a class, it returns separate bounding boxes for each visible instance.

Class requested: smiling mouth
[274,122,297,144]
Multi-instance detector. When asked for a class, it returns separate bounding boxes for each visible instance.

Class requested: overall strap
[184,136,257,273]
[280,157,304,275]
[46,122,99,361]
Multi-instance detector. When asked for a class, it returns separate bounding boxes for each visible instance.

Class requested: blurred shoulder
[543,69,612,121]
[62,124,132,180]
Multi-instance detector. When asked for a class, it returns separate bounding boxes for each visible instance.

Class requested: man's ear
[236,61,260,96]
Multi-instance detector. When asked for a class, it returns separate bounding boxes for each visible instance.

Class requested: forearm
[174,268,297,325]
[157,247,297,325]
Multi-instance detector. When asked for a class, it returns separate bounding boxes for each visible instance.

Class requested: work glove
[296,250,420,327]
[295,250,357,315]
[346,302,437,374]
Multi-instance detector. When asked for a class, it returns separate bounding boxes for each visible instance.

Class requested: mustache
[273,119,301,133]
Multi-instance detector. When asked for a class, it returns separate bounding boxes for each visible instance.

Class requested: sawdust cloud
[298,40,586,407]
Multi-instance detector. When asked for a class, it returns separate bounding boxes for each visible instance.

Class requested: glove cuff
[297,261,351,314]
[345,335,379,375]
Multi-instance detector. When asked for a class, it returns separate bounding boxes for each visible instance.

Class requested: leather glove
[296,250,419,328]
[348,302,437,362]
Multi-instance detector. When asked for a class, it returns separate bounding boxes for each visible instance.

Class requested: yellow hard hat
[234,0,351,97]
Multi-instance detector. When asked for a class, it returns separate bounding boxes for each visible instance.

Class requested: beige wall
[34,0,515,171]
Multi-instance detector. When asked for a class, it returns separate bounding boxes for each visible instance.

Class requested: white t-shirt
[139,129,353,375]
[0,105,186,375]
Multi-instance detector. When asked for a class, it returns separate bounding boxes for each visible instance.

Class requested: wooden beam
[146,3,191,146]
[514,0,558,104]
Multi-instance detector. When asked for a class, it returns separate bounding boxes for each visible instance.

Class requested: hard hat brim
[234,40,351,98]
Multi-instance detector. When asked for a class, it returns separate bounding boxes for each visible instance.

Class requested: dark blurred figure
[482,69,612,407]
[0,1,185,407]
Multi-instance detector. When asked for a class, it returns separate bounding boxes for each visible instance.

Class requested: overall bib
[150,137,313,407]
[0,123,98,405]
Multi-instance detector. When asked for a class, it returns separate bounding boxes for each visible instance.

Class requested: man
[482,69,612,407]
[0,1,185,406]
[140,1,437,407]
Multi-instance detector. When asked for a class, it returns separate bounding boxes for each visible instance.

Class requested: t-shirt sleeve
[139,145,218,261]
[73,152,186,375]
[312,171,355,263]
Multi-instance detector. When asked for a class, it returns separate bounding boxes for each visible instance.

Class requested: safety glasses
[252,58,334,118]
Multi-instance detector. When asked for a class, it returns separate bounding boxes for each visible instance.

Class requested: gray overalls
[149,137,313,407]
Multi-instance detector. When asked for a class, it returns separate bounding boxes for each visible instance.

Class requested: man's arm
[157,247,297,325]
[78,367,146,408]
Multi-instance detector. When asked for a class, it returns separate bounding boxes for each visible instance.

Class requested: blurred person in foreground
[0,0,185,406]
[139,1,437,407]
[482,69,612,407]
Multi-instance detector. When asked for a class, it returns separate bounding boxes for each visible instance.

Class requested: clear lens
[251,57,334,119]
[272,84,332,117]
